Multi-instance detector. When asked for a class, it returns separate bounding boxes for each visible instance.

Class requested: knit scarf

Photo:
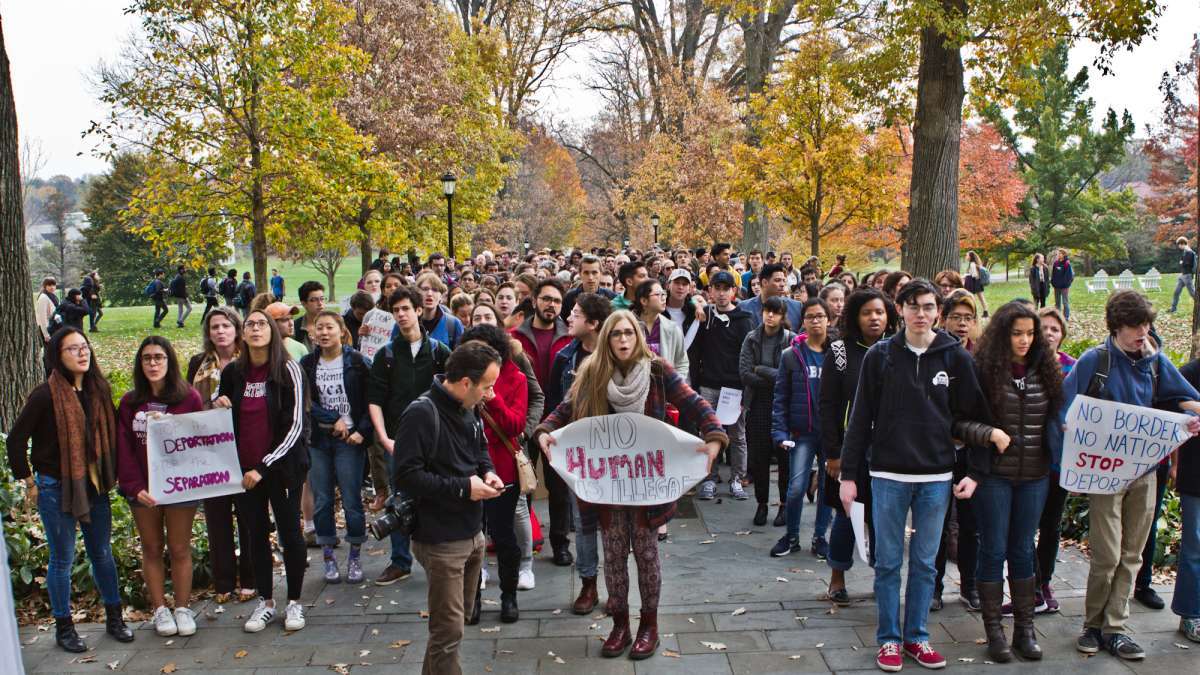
[48,369,117,522]
[607,357,651,413]
[194,349,237,404]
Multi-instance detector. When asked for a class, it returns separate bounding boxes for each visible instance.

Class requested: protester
[1173,355,1200,642]
[362,269,383,304]
[35,276,59,343]
[294,281,326,350]
[820,288,897,606]
[461,325,528,622]
[933,270,963,297]
[663,269,703,349]
[536,310,726,660]
[450,293,474,327]
[561,254,617,319]
[612,260,649,310]
[881,270,912,301]
[956,302,1063,662]
[265,302,309,361]
[213,309,310,633]
[770,298,833,558]
[741,249,765,293]
[1051,249,1074,320]
[1028,253,1050,309]
[117,336,205,637]
[740,263,804,331]
[1051,290,1200,660]
[691,271,753,502]
[632,279,688,377]
[394,342,505,675]
[415,271,464,348]
[186,307,255,602]
[368,286,452,585]
[820,283,847,331]
[5,327,134,652]
[301,311,372,585]
[840,279,992,671]
[149,269,169,327]
[343,290,375,350]
[740,296,795,527]
[512,278,575,565]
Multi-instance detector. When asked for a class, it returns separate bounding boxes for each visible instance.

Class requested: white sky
[2,0,1196,179]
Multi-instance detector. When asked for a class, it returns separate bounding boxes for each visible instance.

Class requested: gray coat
[738,326,795,409]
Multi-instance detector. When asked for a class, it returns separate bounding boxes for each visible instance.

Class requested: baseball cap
[265,302,301,320]
[709,271,736,287]
[668,269,692,283]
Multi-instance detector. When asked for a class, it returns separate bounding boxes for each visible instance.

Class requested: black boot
[55,616,87,653]
[105,603,134,643]
[773,506,786,527]
[467,581,482,626]
[978,581,1013,663]
[1010,576,1042,660]
[500,592,519,623]
[754,504,768,526]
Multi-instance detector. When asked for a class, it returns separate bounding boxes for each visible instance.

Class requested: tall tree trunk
[0,17,39,431]
[904,4,965,279]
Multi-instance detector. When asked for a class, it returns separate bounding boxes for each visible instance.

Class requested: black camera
[368,493,418,540]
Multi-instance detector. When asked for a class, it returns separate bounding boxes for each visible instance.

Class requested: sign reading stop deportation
[548,413,709,506]
[146,408,245,505]
[1060,395,1192,494]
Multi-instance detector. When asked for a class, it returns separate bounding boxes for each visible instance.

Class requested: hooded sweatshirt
[771,333,825,444]
[840,329,990,482]
[690,301,754,390]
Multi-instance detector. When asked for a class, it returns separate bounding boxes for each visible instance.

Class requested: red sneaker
[903,641,946,669]
[876,642,903,672]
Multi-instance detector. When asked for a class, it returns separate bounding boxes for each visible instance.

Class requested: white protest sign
[715,386,742,425]
[147,408,244,505]
[549,413,709,505]
[1059,395,1192,495]
[850,501,870,564]
[358,308,396,363]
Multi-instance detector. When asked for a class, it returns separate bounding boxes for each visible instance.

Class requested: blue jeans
[871,477,951,646]
[973,475,1048,582]
[573,501,600,578]
[1173,494,1200,619]
[784,437,831,542]
[35,474,122,618]
[827,511,856,572]
[387,451,413,570]
[310,429,368,546]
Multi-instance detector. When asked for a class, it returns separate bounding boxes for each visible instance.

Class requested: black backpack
[1085,343,1158,402]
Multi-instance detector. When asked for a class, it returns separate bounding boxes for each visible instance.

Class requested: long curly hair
[973,302,1063,416]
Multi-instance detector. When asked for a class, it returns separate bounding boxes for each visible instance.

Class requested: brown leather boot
[629,609,659,660]
[1010,576,1042,660]
[978,580,1013,663]
[601,610,631,657]
[573,576,598,615]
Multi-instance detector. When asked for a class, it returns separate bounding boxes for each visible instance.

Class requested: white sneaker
[173,607,196,636]
[284,601,306,631]
[243,599,275,633]
[730,481,748,500]
[153,605,178,637]
[480,566,489,590]
[517,568,535,591]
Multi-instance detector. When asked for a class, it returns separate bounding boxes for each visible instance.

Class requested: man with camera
[393,342,505,675]
[367,286,452,585]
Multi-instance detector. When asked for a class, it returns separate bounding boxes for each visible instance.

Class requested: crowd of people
[9,241,1200,674]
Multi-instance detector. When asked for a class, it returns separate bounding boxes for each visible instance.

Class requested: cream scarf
[607,357,651,413]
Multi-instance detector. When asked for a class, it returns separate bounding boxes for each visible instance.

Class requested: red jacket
[511,316,572,398]
[481,359,528,484]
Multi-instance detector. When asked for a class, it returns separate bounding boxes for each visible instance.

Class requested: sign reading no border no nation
[548,413,709,506]
[147,408,245,505]
[1060,395,1193,495]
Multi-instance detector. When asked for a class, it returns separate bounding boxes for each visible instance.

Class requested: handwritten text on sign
[147,408,245,504]
[548,413,709,506]
[1060,395,1192,494]
[358,308,396,363]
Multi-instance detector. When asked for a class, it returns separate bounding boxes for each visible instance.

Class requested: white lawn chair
[1086,269,1111,293]
[1113,269,1135,290]
[1138,268,1162,292]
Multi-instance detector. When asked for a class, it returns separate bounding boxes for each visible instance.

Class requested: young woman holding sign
[300,311,372,585]
[954,302,1063,662]
[535,310,727,660]
[213,309,310,634]
[5,327,134,652]
[116,336,204,637]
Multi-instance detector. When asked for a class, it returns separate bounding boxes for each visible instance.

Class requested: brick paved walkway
[17,482,1194,673]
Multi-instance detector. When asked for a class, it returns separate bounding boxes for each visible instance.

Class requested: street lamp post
[651,213,660,247]
[441,172,457,258]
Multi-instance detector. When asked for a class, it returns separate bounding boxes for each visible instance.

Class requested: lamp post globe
[441,172,457,258]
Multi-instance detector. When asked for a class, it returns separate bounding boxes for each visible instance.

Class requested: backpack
[978,265,991,287]
[44,291,63,334]
[144,279,158,298]
[1085,343,1158,403]
[200,276,213,296]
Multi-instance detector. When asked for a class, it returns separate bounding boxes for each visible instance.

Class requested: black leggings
[238,473,306,601]
[483,484,521,594]
[1035,477,1068,586]
[935,452,978,592]
[747,400,787,505]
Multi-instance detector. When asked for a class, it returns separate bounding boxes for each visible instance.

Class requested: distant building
[25,210,89,247]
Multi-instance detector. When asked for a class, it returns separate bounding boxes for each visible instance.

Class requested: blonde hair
[1037,307,1068,342]
[415,271,447,294]
[566,310,654,420]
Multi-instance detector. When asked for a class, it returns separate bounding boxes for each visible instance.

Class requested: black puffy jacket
[956,366,1053,482]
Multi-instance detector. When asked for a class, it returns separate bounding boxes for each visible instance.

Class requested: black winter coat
[956,365,1054,482]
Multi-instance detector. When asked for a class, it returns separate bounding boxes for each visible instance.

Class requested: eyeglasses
[946,313,976,323]
[610,329,637,341]
[141,353,167,365]
[804,314,828,322]
[244,319,271,330]
[537,295,563,305]
[62,344,91,356]
[648,291,666,298]
[906,303,940,315]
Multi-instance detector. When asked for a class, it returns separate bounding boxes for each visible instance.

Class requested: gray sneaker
[1076,627,1102,654]
[730,481,748,500]
[346,556,364,584]
[1181,617,1200,643]
[1105,633,1145,660]
[323,558,341,584]
[698,480,716,500]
